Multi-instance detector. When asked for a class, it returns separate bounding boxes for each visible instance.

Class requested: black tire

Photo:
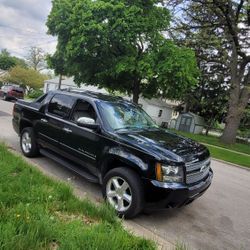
[3,94,8,101]
[102,167,144,219]
[20,127,39,157]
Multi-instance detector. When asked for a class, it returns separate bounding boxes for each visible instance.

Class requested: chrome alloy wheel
[106,176,132,212]
[21,132,32,153]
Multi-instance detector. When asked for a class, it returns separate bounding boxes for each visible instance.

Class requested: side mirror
[77,117,100,130]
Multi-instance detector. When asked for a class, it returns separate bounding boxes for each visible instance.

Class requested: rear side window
[48,94,74,118]
[13,87,24,93]
[35,94,47,103]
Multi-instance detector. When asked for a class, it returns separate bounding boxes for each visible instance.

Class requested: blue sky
[0,0,56,58]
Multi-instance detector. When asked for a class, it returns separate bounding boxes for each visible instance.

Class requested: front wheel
[20,127,39,157]
[102,167,144,219]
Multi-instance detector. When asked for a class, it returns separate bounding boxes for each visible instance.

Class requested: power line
[0,39,57,56]
[0,24,48,35]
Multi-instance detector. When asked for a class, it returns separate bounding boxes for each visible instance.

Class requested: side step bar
[40,148,99,183]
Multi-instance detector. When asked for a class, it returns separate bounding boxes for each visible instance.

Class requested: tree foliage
[168,0,250,143]
[47,0,199,103]
[4,66,48,92]
[0,49,27,70]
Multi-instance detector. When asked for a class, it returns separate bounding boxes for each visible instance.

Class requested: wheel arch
[100,147,148,181]
[19,119,33,134]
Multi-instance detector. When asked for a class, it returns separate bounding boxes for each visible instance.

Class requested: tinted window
[13,87,24,93]
[35,94,47,103]
[98,101,158,131]
[48,94,74,118]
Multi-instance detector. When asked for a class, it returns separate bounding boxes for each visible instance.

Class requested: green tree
[170,21,230,134]
[167,0,250,144]
[47,43,67,89]
[47,0,199,103]
[4,66,48,93]
[0,49,16,70]
[0,49,27,70]
[13,57,27,69]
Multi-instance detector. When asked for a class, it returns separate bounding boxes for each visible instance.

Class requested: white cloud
[0,0,57,58]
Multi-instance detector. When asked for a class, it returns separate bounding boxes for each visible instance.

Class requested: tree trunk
[132,80,140,104]
[205,126,210,136]
[58,74,62,89]
[220,111,242,144]
[220,48,250,144]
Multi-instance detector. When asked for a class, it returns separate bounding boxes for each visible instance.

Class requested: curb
[211,158,250,171]
[203,142,250,157]
[124,220,175,250]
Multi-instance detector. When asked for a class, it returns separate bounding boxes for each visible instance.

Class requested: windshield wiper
[114,126,140,132]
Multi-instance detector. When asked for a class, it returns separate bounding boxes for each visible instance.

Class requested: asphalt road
[0,99,249,250]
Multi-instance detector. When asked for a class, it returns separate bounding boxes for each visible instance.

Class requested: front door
[179,116,192,132]
[59,99,101,176]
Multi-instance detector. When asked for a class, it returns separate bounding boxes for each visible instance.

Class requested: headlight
[156,163,184,183]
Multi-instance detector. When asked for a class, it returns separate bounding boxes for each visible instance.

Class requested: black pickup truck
[12,90,213,218]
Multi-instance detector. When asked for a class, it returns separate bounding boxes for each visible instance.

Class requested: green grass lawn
[170,130,250,155]
[169,130,250,168]
[0,143,155,250]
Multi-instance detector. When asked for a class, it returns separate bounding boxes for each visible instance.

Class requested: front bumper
[144,169,213,209]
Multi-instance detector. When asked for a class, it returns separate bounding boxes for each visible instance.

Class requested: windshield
[98,101,158,131]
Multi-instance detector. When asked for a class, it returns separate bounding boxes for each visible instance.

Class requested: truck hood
[117,129,209,163]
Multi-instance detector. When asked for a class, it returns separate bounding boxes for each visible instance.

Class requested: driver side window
[71,100,97,123]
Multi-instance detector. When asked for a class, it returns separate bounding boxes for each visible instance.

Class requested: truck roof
[52,89,125,102]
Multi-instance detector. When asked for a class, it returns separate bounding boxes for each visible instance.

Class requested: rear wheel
[3,94,8,101]
[20,127,39,157]
[103,167,144,219]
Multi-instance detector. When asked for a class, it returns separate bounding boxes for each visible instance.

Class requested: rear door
[35,94,75,153]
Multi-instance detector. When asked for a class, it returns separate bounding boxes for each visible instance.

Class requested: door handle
[63,127,72,133]
[41,118,48,123]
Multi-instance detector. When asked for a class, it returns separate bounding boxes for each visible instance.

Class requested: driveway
[0,99,249,250]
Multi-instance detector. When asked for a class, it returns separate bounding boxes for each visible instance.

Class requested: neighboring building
[44,77,108,94]
[0,69,7,80]
[43,77,179,126]
[170,112,205,134]
[138,98,179,126]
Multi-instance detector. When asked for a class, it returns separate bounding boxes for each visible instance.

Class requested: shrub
[28,89,43,99]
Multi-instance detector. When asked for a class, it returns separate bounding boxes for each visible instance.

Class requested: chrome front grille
[186,158,211,184]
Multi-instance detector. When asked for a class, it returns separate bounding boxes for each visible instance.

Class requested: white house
[0,69,8,79]
[138,98,179,127]
[44,77,179,126]
[44,77,108,94]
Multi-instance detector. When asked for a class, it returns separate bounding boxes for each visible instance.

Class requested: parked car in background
[0,85,24,101]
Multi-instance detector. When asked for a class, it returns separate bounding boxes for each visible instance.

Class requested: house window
[158,109,163,117]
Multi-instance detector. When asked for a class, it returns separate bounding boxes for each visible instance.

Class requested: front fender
[100,147,149,178]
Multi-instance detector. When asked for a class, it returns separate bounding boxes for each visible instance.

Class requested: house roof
[141,98,180,108]
[45,77,108,94]
[0,69,7,77]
